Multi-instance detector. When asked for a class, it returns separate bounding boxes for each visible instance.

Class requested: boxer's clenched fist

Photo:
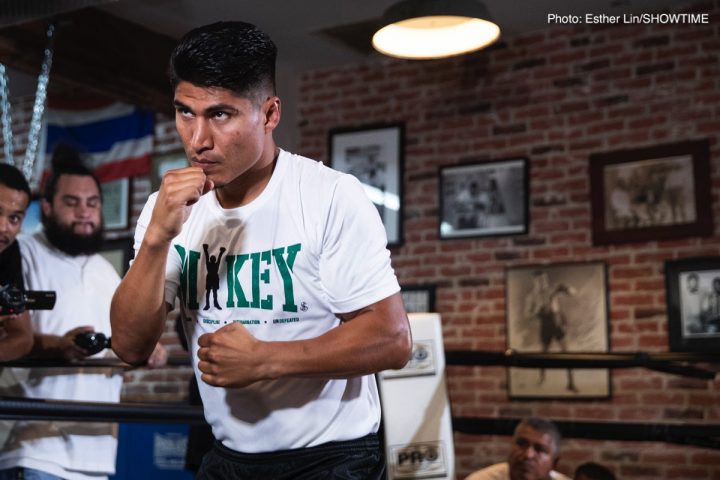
[148,167,214,243]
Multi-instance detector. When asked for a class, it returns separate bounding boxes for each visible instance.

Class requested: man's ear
[41,198,51,218]
[263,96,281,131]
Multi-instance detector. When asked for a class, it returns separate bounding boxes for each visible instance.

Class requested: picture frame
[589,139,712,245]
[665,256,720,352]
[99,237,134,277]
[506,262,610,399]
[401,285,436,313]
[328,123,404,247]
[150,150,188,191]
[439,158,528,240]
[101,178,131,231]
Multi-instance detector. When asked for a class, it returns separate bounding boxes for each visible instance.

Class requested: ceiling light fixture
[372,0,500,60]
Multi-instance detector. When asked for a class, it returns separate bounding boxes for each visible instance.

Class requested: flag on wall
[42,98,154,182]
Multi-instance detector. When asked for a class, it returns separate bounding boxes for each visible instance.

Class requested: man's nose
[521,445,536,459]
[191,119,213,152]
[75,203,92,218]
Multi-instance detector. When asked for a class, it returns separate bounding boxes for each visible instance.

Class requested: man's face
[173,81,280,190]
[0,184,29,254]
[43,174,102,235]
[508,425,558,480]
[42,174,104,256]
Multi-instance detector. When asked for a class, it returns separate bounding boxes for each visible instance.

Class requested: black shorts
[196,433,385,480]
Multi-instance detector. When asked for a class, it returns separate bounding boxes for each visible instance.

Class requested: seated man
[465,417,571,480]
[574,462,616,480]
[0,164,33,361]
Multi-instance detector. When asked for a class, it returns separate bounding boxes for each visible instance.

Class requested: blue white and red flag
[42,97,154,182]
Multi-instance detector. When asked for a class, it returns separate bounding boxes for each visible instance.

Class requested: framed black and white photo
[401,285,436,313]
[590,139,712,245]
[665,256,720,352]
[101,178,131,231]
[329,123,404,247]
[506,262,610,399]
[439,158,528,239]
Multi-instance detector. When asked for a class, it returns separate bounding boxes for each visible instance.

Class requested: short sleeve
[318,174,400,313]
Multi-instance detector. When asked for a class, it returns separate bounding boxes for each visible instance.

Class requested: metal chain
[0,64,14,165]
[0,22,55,180]
[23,23,55,181]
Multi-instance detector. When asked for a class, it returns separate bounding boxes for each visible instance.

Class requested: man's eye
[8,215,22,225]
[213,111,228,119]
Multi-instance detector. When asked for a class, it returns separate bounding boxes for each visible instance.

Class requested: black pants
[196,433,385,480]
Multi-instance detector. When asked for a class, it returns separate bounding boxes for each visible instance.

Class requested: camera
[74,332,111,355]
[0,284,56,315]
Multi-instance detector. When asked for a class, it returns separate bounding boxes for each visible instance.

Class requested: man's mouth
[72,222,96,235]
[191,158,217,170]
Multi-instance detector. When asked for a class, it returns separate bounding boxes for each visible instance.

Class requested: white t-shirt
[465,462,571,480]
[0,232,123,480]
[134,149,400,453]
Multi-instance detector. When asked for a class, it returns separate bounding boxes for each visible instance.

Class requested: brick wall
[297,2,720,478]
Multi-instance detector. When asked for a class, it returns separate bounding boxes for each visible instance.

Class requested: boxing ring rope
[1,351,719,448]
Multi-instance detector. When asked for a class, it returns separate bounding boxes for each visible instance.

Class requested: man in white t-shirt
[0,165,122,480]
[465,417,571,480]
[110,21,411,479]
[0,163,167,480]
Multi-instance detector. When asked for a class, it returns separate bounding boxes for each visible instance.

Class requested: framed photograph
[328,123,404,247]
[151,151,188,191]
[99,237,133,277]
[401,285,436,313]
[665,256,720,352]
[589,139,712,245]
[101,178,131,230]
[439,158,528,239]
[506,262,610,399]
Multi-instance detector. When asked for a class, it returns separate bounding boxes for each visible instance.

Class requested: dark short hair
[574,462,616,480]
[43,164,102,203]
[515,417,562,456]
[0,163,31,200]
[168,21,277,102]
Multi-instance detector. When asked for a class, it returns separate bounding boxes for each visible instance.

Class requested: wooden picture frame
[589,139,712,245]
[439,158,529,239]
[665,256,720,352]
[328,123,404,247]
[506,262,610,399]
